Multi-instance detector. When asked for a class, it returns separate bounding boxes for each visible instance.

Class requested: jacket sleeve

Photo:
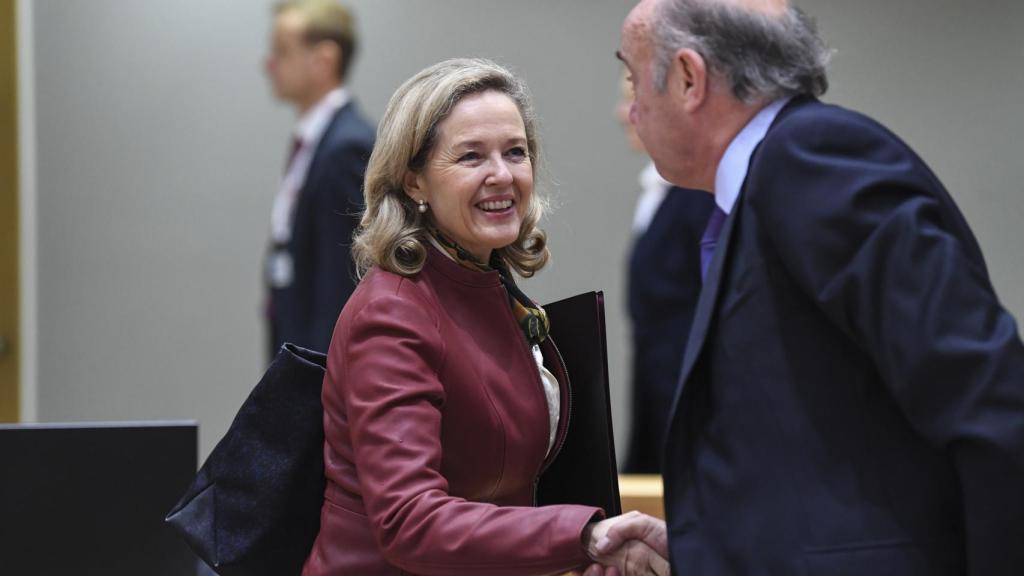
[335,289,601,575]
[308,140,370,353]
[748,112,1024,574]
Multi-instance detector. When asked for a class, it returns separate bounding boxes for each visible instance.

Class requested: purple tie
[700,207,728,281]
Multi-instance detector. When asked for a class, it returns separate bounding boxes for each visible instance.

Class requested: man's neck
[704,100,768,194]
[294,83,343,116]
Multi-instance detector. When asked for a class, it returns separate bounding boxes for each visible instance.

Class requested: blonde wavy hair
[352,58,550,278]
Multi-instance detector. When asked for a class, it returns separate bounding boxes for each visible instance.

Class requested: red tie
[285,137,303,172]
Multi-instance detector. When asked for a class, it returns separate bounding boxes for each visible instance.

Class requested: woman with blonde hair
[301,58,666,576]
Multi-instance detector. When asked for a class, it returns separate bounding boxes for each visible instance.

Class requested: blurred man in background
[618,71,714,474]
[263,0,374,359]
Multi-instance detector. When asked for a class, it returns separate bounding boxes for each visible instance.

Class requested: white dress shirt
[270,87,351,244]
[632,162,672,234]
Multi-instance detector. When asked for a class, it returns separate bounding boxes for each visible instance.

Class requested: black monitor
[0,421,198,576]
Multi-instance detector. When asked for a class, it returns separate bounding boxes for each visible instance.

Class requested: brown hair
[275,0,358,81]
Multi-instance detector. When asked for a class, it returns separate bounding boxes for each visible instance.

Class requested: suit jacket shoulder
[758,99,923,177]
[318,102,375,156]
[747,97,987,278]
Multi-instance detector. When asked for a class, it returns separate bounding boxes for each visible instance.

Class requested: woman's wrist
[581,521,599,561]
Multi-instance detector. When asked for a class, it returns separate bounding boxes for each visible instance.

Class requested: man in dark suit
[593,0,1024,574]
[263,0,374,359]
[625,182,714,474]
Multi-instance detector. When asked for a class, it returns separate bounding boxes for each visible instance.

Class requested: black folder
[536,291,622,517]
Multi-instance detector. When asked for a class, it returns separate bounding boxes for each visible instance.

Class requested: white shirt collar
[294,87,350,145]
[632,162,672,233]
[639,161,671,192]
[714,96,792,214]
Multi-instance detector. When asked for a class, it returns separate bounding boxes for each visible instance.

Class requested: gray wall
[30,0,1024,461]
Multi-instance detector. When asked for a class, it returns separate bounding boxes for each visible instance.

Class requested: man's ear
[313,40,342,78]
[675,48,708,112]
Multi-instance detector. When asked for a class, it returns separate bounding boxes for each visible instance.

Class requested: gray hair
[651,0,832,102]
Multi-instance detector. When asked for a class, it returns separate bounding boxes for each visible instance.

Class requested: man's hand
[594,510,668,559]
[579,511,669,576]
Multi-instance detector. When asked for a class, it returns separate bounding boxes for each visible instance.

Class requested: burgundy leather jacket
[302,246,603,575]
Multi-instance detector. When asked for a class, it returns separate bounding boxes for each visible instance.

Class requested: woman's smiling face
[406,90,533,262]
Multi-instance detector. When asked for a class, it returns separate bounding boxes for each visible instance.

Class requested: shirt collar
[714,96,791,214]
[294,87,350,144]
[639,161,671,192]
[632,162,672,233]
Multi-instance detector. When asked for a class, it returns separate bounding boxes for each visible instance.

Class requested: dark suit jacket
[663,97,1024,575]
[268,101,374,358]
[625,186,714,473]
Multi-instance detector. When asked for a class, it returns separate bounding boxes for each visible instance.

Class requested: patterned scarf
[429,228,550,346]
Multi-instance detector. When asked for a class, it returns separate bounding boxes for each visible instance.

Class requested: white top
[270,87,352,243]
[632,162,672,234]
[714,96,792,215]
[426,236,560,455]
[532,344,561,456]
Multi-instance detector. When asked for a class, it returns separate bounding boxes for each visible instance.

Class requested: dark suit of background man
[263,0,374,359]
[597,0,1024,574]
[616,71,715,474]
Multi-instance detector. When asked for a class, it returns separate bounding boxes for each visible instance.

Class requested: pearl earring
[417,199,428,214]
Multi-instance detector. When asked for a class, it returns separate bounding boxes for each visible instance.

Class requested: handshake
[578,511,669,576]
